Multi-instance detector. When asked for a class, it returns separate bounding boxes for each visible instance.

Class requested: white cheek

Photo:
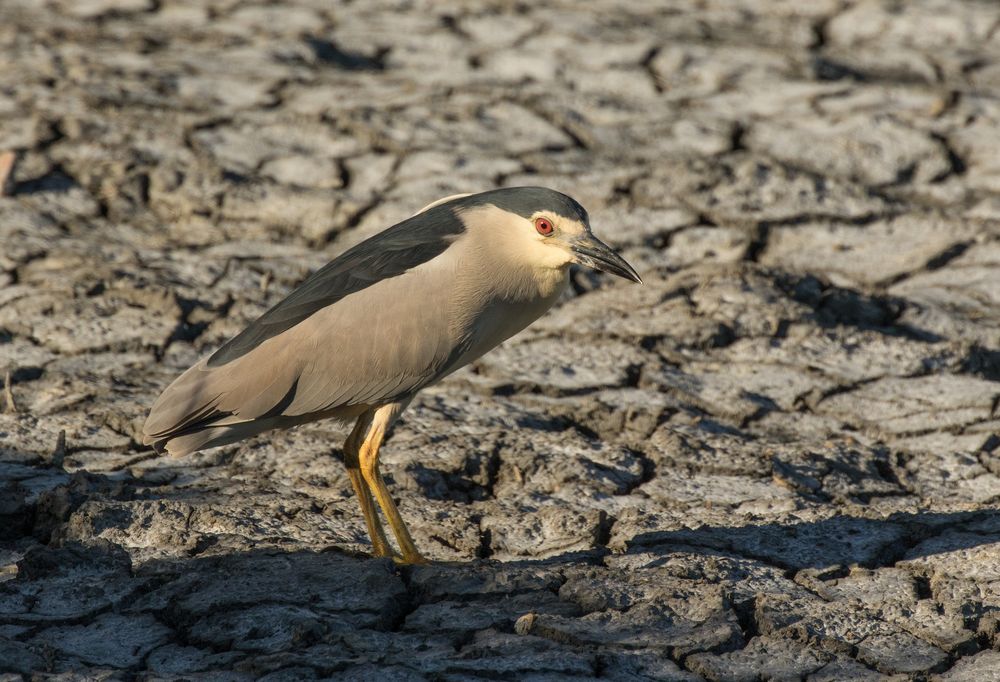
[530,236,573,269]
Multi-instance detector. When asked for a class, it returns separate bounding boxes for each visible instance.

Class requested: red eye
[534,217,554,235]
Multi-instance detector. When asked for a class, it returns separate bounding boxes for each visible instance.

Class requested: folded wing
[143,202,468,456]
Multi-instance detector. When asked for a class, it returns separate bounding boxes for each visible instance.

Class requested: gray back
[207,202,466,367]
[206,186,584,367]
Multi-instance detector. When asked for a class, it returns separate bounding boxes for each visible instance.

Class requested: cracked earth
[2,0,1000,680]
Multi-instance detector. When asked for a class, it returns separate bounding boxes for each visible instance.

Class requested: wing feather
[206,201,466,368]
[144,204,469,454]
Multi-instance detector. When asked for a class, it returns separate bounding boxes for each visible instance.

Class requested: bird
[142,187,641,564]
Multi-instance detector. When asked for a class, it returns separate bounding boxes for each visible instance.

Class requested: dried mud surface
[2,1,1000,680]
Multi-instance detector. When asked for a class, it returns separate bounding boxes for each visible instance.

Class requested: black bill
[571,235,642,283]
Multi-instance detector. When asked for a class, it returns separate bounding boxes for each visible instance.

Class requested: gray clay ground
[2,0,1000,680]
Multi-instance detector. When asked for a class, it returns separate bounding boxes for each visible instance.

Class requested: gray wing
[143,203,469,454]
[207,201,467,367]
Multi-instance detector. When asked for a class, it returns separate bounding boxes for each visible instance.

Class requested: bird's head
[451,187,642,283]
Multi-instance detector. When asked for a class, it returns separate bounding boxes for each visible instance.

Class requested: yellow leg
[359,403,427,565]
[344,417,393,558]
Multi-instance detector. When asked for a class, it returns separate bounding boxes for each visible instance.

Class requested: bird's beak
[570,234,642,283]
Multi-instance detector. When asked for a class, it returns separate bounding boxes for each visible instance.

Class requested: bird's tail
[142,352,331,456]
[142,359,248,456]
[146,422,268,457]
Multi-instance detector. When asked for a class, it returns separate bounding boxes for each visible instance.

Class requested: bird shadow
[5,441,1000,677]
[7,442,1000,576]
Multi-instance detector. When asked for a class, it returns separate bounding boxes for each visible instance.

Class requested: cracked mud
[2,1,1000,680]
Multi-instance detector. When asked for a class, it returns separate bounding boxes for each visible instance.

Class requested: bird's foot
[392,552,429,565]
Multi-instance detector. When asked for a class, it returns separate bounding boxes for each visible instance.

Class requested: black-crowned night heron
[143,187,641,563]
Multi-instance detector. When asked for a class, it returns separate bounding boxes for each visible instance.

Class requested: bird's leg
[344,415,394,558]
[359,403,427,565]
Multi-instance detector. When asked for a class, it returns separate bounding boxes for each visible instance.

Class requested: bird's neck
[459,228,569,303]
[484,253,569,303]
